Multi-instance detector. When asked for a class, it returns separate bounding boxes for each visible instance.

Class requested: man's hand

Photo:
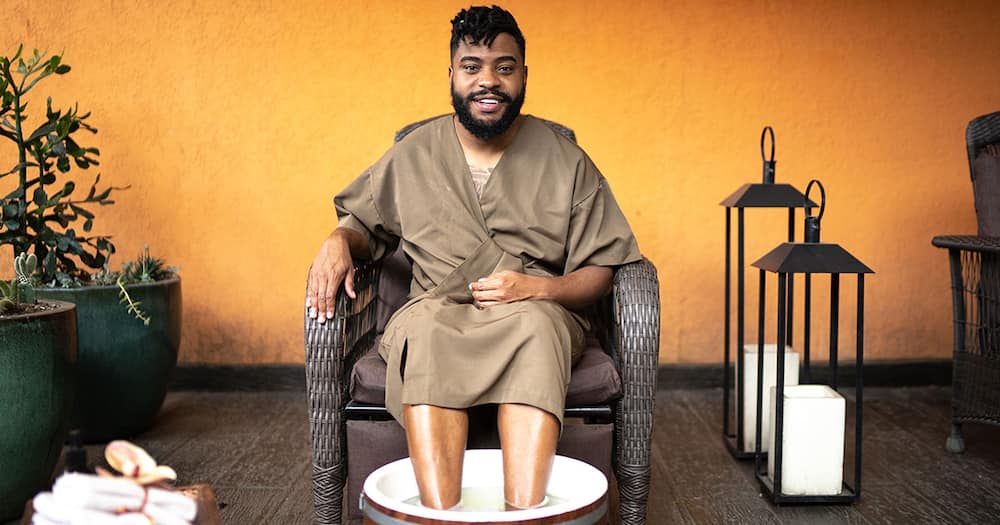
[469,270,542,308]
[306,228,366,324]
[470,265,613,310]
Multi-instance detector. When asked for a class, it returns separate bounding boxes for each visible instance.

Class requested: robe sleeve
[563,155,642,273]
[333,164,400,261]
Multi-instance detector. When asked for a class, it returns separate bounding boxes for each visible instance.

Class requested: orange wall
[2,1,998,365]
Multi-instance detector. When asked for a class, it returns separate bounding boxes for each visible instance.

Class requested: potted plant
[1,46,181,443]
[0,253,77,521]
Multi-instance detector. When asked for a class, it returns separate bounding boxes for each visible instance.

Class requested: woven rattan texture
[933,235,1000,254]
[612,259,660,524]
[967,111,1000,180]
[305,261,379,524]
[948,250,1000,425]
[934,108,1000,446]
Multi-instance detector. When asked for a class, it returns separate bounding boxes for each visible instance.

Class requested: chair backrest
[967,111,1000,237]
[375,115,577,333]
[968,111,1000,181]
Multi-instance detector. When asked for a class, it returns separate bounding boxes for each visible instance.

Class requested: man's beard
[451,84,526,140]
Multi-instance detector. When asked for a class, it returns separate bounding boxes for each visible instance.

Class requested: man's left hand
[469,265,612,310]
[469,271,543,308]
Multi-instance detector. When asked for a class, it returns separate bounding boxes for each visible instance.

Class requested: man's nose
[477,69,500,88]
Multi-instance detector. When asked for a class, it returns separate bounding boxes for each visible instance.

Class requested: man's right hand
[307,229,360,324]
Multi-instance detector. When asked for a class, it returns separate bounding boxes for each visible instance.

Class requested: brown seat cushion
[350,337,622,407]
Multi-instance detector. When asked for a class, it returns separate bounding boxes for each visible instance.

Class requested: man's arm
[469,265,613,310]
[306,227,370,323]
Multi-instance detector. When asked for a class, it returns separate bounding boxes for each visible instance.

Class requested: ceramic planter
[36,277,181,442]
[0,301,77,521]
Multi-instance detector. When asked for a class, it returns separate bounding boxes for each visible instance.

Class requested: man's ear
[524,65,528,80]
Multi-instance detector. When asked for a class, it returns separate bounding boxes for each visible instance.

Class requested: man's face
[450,32,526,140]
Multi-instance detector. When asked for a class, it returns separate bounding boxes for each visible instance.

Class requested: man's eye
[463,64,479,73]
[498,66,513,73]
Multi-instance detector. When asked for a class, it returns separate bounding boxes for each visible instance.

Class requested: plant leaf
[19,284,34,304]
[32,186,47,206]
[25,120,57,144]
[70,204,94,219]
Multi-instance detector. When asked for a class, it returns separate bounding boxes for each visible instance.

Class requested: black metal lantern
[751,180,873,503]
[721,127,816,459]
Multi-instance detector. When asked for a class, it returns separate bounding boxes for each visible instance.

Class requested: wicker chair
[932,110,1000,453]
[304,117,660,524]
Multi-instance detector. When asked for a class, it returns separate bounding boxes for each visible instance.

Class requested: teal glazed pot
[36,277,181,442]
[0,301,77,521]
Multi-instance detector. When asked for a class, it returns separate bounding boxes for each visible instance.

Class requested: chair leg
[313,461,346,524]
[616,463,650,525]
[945,422,966,454]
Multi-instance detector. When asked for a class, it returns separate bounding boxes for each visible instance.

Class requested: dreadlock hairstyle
[450,5,526,60]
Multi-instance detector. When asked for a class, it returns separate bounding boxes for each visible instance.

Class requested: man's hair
[450,5,525,60]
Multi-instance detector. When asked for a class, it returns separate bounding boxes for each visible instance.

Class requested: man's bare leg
[403,404,468,509]
[497,403,559,509]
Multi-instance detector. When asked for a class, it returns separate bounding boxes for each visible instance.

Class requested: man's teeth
[480,99,499,105]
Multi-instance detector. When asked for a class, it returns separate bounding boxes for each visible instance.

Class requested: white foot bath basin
[361,449,608,524]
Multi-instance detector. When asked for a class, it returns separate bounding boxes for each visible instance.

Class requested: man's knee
[516,301,584,360]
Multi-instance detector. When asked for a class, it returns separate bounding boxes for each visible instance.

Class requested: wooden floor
[22,387,1000,524]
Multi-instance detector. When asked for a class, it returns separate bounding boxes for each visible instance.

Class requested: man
[307,5,640,511]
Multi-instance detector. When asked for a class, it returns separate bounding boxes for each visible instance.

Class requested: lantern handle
[805,179,826,220]
[804,179,825,243]
[760,126,776,184]
[760,126,775,162]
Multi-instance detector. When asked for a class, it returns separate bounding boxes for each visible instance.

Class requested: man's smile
[469,90,510,114]
[474,98,502,113]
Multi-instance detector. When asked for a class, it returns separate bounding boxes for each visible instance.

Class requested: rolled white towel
[51,474,143,512]
[32,473,197,524]
[145,488,198,521]
[32,492,155,525]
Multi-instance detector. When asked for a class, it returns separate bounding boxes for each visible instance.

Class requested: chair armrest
[933,235,1000,254]
[605,257,660,524]
[609,257,661,464]
[304,259,381,467]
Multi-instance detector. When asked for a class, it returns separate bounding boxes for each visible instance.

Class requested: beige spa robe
[334,114,641,426]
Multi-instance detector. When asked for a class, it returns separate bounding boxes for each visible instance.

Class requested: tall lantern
[720,127,815,459]
[751,180,873,503]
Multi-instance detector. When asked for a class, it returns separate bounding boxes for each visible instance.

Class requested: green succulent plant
[1,45,125,286]
[0,251,37,313]
[92,245,178,325]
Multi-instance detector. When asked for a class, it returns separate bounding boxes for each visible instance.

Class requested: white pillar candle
[738,344,799,452]
[767,384,845,496]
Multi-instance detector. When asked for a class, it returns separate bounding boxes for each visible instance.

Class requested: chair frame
[932,110,1000,453]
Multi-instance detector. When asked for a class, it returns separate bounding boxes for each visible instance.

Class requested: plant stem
[12,82,28,254]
